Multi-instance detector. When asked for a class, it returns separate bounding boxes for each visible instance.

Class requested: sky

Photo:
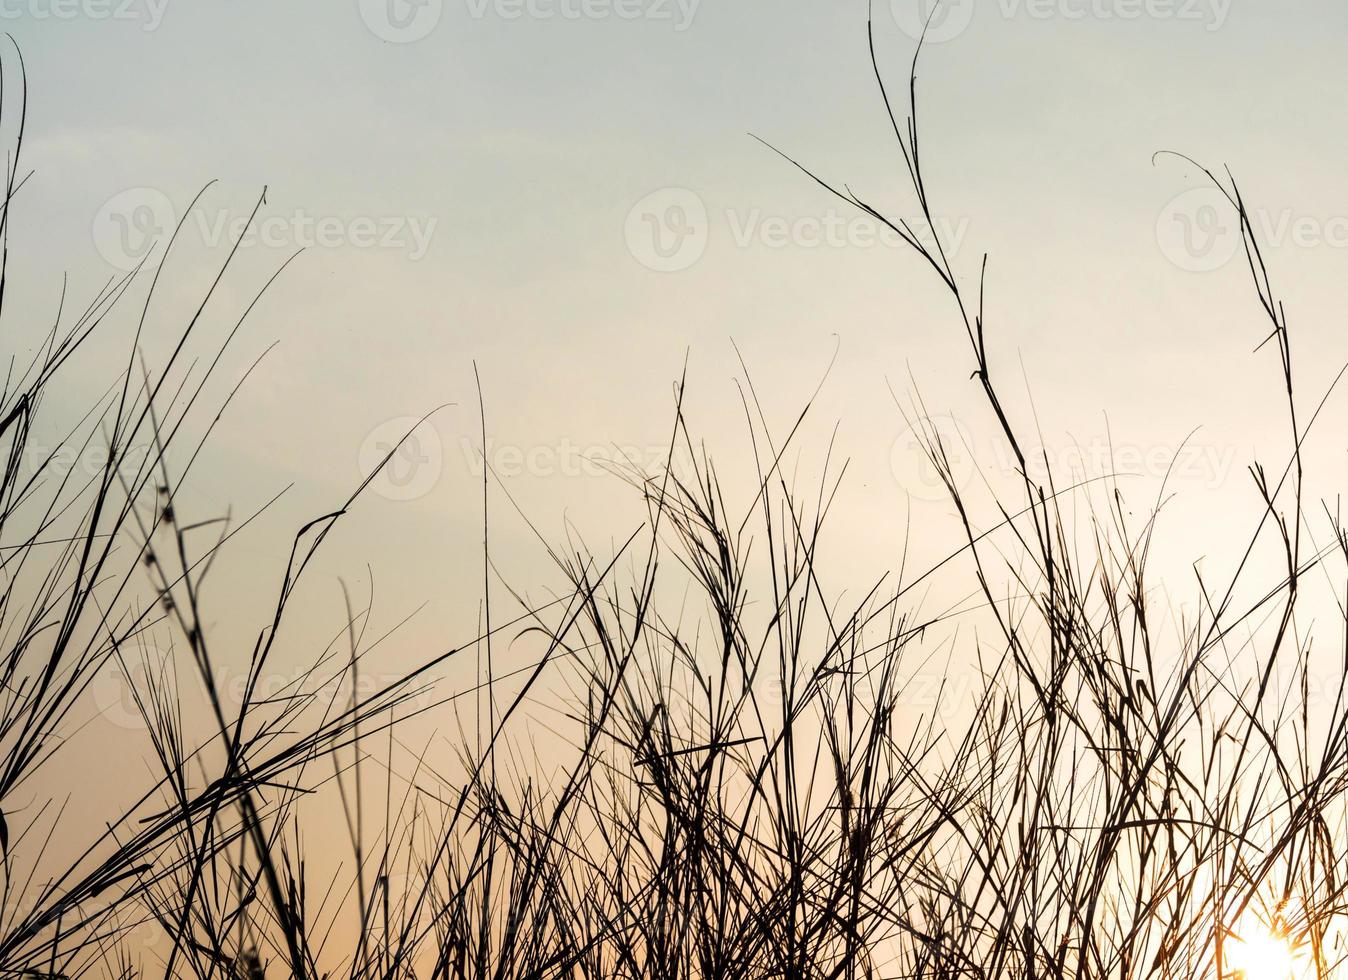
[9,0,1348,959]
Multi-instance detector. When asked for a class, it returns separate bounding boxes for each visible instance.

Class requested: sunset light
[1225,916,1305,980]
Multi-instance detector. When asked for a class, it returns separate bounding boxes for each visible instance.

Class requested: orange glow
[1225,914,1304,980]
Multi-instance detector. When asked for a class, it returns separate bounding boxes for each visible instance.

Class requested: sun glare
[1225,917,1303,980]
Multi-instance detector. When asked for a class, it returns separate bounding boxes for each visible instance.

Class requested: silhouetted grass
[3,13,1348,980]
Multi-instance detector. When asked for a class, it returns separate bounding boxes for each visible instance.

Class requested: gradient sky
[11,1,1348,947]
